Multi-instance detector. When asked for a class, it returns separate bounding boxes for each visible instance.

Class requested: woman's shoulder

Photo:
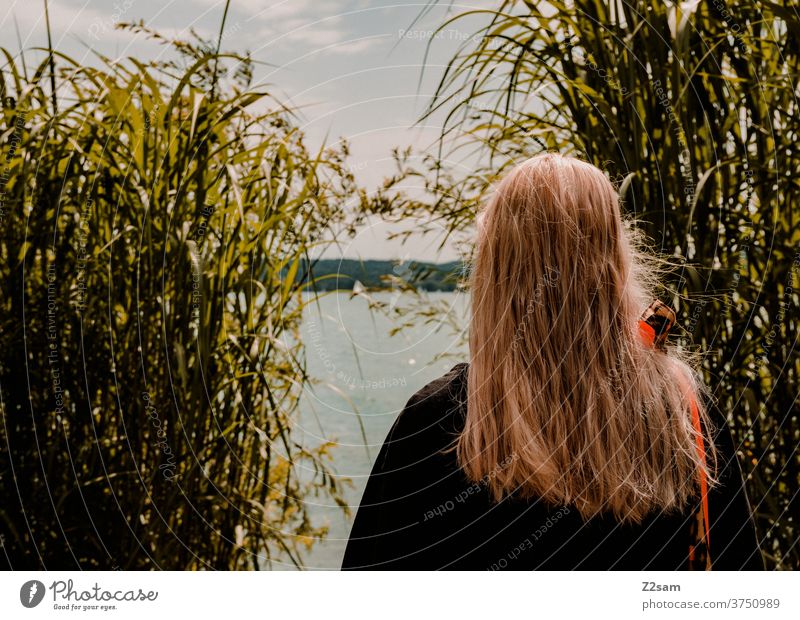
[389,362,469,443]
[406,362,468,408]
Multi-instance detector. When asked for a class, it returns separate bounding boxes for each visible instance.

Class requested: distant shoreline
[290,258,468,292]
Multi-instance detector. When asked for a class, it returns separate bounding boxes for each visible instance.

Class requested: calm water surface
[292,291,468,569]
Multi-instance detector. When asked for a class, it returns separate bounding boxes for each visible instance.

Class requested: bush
[0,26,362,569]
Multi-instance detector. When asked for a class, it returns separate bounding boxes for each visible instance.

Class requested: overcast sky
[2,0,500,260]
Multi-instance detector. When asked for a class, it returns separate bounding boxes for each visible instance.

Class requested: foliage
[0,23,364,569]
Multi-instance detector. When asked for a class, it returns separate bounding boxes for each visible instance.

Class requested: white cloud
[5,0,136,46]
[194,0,318,21]
[324,36,383,55]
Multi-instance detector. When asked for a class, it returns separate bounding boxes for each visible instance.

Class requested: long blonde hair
[459,152,717,524]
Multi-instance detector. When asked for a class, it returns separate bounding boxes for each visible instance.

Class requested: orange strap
[685,377,711,564]
[639,321,710,566]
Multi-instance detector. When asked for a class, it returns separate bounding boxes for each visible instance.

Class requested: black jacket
[342,363,763,570]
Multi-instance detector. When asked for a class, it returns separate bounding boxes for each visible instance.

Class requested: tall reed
[0,24,362,569]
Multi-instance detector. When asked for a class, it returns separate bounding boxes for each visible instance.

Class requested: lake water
[292,291,469,569]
